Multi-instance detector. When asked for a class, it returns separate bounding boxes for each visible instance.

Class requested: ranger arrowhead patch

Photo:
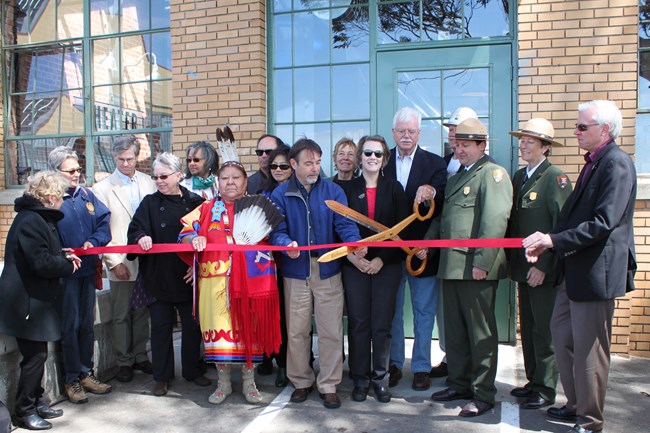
[557,175,569,189]
[492,169,505,183]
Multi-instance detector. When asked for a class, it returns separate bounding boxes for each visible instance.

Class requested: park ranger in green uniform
[419,118,512,418]
[507,118,572,410]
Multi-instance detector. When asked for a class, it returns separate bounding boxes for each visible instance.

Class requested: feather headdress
[216,125,239,162]
[232,194,284,245]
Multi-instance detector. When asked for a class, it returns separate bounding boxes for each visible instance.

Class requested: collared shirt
[396,146,417,190]
[525,158,546,179]
[578,140,611,190]
[115,169,141,213]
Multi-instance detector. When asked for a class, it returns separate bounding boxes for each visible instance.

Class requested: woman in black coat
[127,152,208,397]
[0,171,80,430]
[340,135,409,404]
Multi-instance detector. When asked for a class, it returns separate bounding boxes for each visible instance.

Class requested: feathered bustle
[233,195,284,245]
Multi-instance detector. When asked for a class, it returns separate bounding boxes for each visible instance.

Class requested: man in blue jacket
[271,138,365,409]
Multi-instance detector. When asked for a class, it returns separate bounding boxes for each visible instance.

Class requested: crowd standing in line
[0,99,635,433]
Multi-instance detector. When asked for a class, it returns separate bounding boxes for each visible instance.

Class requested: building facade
[0,0,648,356]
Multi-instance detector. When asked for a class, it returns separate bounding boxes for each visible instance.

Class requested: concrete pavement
[11,335,650,433]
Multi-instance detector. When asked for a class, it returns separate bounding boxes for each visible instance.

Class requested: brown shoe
[152,381,168,396]
[412,372,431,391]
[80,372,112,395]
[319,392,341,409]
[64,380,88,404]
[290,386,313,403]
[388,365,402,388]
[459,399,494,417]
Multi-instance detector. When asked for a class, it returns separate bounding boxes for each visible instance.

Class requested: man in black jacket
[523,100,637,433]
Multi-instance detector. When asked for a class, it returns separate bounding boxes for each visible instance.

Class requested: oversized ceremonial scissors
[318,199,434,276]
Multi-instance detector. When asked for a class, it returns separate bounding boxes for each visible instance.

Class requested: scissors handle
[413,199,435,221]
[406,248,426,276]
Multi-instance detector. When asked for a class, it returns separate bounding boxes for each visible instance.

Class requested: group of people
[0,99,635,433]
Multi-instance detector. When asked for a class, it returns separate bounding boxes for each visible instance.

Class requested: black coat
[384,146,447,276]
[551,141,637,301]
[127,187,204,303]
[0,195,74,341]
[340,175,409,266]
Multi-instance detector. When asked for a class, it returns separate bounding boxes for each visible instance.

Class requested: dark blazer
[508,159,572,283]
[384,146,447,276]
[340,175,409,266]
[551,141,637,301]
[0,195,74,341]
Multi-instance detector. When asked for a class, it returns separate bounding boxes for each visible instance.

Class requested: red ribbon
[73,238,524,256]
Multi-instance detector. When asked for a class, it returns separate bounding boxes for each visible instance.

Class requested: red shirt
[366,187,377,220]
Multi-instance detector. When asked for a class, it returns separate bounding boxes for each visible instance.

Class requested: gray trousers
[110,280,150,366]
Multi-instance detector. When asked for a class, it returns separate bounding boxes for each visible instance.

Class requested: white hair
[153,152,181,174]
[392,107,422,129]
[578,100,622,140]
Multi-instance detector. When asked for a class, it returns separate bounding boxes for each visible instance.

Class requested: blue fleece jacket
[57,187,111,279]
[270,175,361,280]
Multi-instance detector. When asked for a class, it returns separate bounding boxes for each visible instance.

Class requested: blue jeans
[61,277,96,383]
[389,264,439,373]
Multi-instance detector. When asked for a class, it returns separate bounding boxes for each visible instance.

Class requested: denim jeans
[389,263,439,373]
[61,276,96,383]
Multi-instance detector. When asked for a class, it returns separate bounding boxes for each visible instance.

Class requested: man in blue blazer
[383,107,447,391]
[524,100,637,433]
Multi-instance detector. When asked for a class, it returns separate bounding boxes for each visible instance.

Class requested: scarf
[192,174,215,190]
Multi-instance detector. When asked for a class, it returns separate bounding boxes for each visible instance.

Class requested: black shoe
[373,384,391,403]
[547,405,577,422]
[429,362,448,378]
[351,386,369,402]
[133,360,153,374]
[257,357,273,376]
[14,413,52,430]
[116,365,134,382]
[459,399,494,417]
[36,402,63,420]
[431,387,473,401]
[388,365,402,388]
[520,394,554,410]
[412,372,431,391]
[510,383,534,398]
[275,367,288,388]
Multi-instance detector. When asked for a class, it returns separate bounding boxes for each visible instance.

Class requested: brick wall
[169,0,267,172]
[518,0,646,357]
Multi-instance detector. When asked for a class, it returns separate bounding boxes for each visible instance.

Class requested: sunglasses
[151,172,176,181]
[60,167,82,175]
[575,123,599,132]
[186,158,203,164]
[270,163,291,171]
[363,150,384,158]
[255,149,274,156]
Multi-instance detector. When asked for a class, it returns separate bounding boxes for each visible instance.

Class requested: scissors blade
[325,200,387,233]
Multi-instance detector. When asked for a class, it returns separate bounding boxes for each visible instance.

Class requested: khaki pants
[284,258,344,394]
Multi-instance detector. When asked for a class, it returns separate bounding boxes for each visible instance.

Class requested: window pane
[58,0,84,39]
[294,11,330,66]
[422,0,463,41]
[332,64,369,120]
[274,124,294,146]
[274,14,293,68]
[293,123,332,173]
[122,0,151,32]
[636,113,650,173]
[121,82,150,128]
[90,0,120,35]
[332,6,369,63]
[378,1,421,44]
[14,0,56,44]
[14,46,83,95]
[93,38,120,86]
[442,68,489,118]
[151,32,172,73]
[464,0,509,38]
[294,67,330,122]
[273,0,292,13]
[274,69,293,123]
[397,70,442,118]
[151,0,171,29]
[94,85,123,130]
[6,137,82,186]
[639,50,650,109]
[122,35,155,82]
[149,80,173,128]
[419,118,443,156]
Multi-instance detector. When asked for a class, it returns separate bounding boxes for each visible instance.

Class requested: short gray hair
[25,171,68,204]
[393,107,422,129]
[578,100,622,140]
[48,146,78,171]
[153,152,181,174]
[112,136,140,156]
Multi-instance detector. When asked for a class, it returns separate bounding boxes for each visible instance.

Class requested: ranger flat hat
[509,118,563,146]
[455,118,488,141]
[443,107,479,127]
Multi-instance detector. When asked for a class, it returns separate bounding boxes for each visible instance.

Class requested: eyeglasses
[60,167,82,175]
[255,149,274,156]
[575,123,599,132]
[151,172,176,181]
[270,163,291,171]
[363,150,384,158]
[186,158,203,164]
[394,128,419,136]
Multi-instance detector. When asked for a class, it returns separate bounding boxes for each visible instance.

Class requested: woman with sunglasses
[181,141,220,199]
[46,146,112,405]
[127,153,209,397]
[339,135,409,404]
[256,144,291,387]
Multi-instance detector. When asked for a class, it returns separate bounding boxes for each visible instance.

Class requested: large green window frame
[2,0,172,186]
[639,1,650,174]
[269,0,511,175]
